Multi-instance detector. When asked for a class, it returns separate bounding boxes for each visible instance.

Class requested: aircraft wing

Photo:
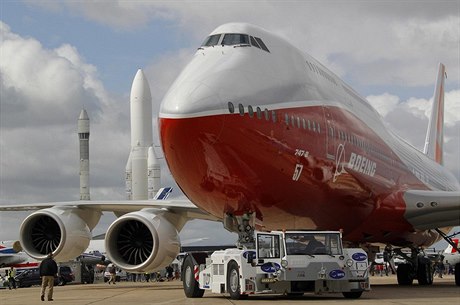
[0,199,218,222]
[0,253,27,267]
[403,190,460,230]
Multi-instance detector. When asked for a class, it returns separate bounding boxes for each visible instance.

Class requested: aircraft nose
[158,80,227,211]
[160,80,224,117]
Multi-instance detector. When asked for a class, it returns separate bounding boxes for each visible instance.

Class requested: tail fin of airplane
[444,238,459,254]
[153,187,173,200]
[423,63,446,165]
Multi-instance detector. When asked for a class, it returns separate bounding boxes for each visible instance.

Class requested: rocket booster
[130,69,153,149]
[78,109,90,200]
[148,146,161,199]
[126,69,160,200]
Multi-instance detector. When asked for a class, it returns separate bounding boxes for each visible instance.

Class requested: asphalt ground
[0,275,458,305]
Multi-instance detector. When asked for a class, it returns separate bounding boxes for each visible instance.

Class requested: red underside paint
[160,105,429,245]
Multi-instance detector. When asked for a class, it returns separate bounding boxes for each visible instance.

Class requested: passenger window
[285,113,289,125]
[222,34,249,46]
[256,107,262,119]
[264,109,270,121]
[297,117,301,128]
[302,118,306,129]
[272,111,277,123]
[238,103,244,116]
[254,37,270,52]
[248,105,254,118]
[250,36,261,49]
[228,102,235,114]
[201,34,221,47]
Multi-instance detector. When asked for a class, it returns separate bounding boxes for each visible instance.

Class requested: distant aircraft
[0,241,39,268]
[0,23,459,287]
[442,238,460,266]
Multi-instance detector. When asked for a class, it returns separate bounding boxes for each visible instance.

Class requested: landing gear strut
[224,213,256,249]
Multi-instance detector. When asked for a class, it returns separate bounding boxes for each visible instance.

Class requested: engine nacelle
[20,207,101,262]
[105,209,181,273]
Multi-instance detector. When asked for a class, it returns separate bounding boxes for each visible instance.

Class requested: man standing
[7,266,16,289]
[107,263,116,284]
[39,252,58,301]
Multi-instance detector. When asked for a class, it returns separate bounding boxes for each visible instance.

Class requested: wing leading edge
[0,199,218,222]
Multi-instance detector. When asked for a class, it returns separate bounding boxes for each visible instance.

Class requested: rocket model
[78,109,90,200]
[125,69,160,200]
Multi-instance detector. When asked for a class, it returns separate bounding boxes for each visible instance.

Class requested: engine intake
[105,209,180,273]
[20,207,101,262]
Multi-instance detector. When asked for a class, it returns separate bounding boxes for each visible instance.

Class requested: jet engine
[105,209,181,273]
[19,206,101,262]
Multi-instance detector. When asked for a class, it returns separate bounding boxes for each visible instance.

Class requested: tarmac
[1,275,458,305]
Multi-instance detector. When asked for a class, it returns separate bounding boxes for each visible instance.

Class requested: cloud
[366,89,460,180]
[29,1,459,89]
[0,22,103,128]
[367,93,400,117]
[0,21,231,243]
[0,21,128,204]
[30,1,177,30]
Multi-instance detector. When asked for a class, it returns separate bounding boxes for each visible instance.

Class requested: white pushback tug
[182,230,370,299]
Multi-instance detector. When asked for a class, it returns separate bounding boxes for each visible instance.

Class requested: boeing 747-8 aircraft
[0,23,459,287]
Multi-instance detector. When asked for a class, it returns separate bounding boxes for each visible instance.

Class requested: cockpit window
[250,36,261,49]
[200,33,270,53]
[254,37,270,52]
[201,34,221,47]
[222,34,249,46]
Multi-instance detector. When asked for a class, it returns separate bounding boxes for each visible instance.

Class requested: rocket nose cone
[131,69,152,103]
[78,109,90,133]
[79,109,89,120]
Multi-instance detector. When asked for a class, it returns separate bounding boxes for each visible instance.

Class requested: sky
[0,1,459,248]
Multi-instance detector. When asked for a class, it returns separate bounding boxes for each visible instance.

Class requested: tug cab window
[257,234,280,258]
[285,232,342,256]
[222,34,249,46]
[201,34,221,47]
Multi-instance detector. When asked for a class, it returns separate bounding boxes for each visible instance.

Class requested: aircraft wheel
[342,291,363,299]
[227,261,248,300]
[397,264,414,285]
[417,260,433,285]
[183,255,204,298]
[455,263,460,286]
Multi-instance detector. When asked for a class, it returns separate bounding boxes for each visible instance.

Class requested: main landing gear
[394,229,460,286]
[390,247,433,286]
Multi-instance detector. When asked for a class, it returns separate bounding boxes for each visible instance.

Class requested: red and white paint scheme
[1,23,459,286]
[159,23,459,248]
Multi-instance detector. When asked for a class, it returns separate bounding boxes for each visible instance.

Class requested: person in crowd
[7,266,16,290]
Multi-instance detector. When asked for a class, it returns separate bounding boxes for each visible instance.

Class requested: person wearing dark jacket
[39,252,58,301]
